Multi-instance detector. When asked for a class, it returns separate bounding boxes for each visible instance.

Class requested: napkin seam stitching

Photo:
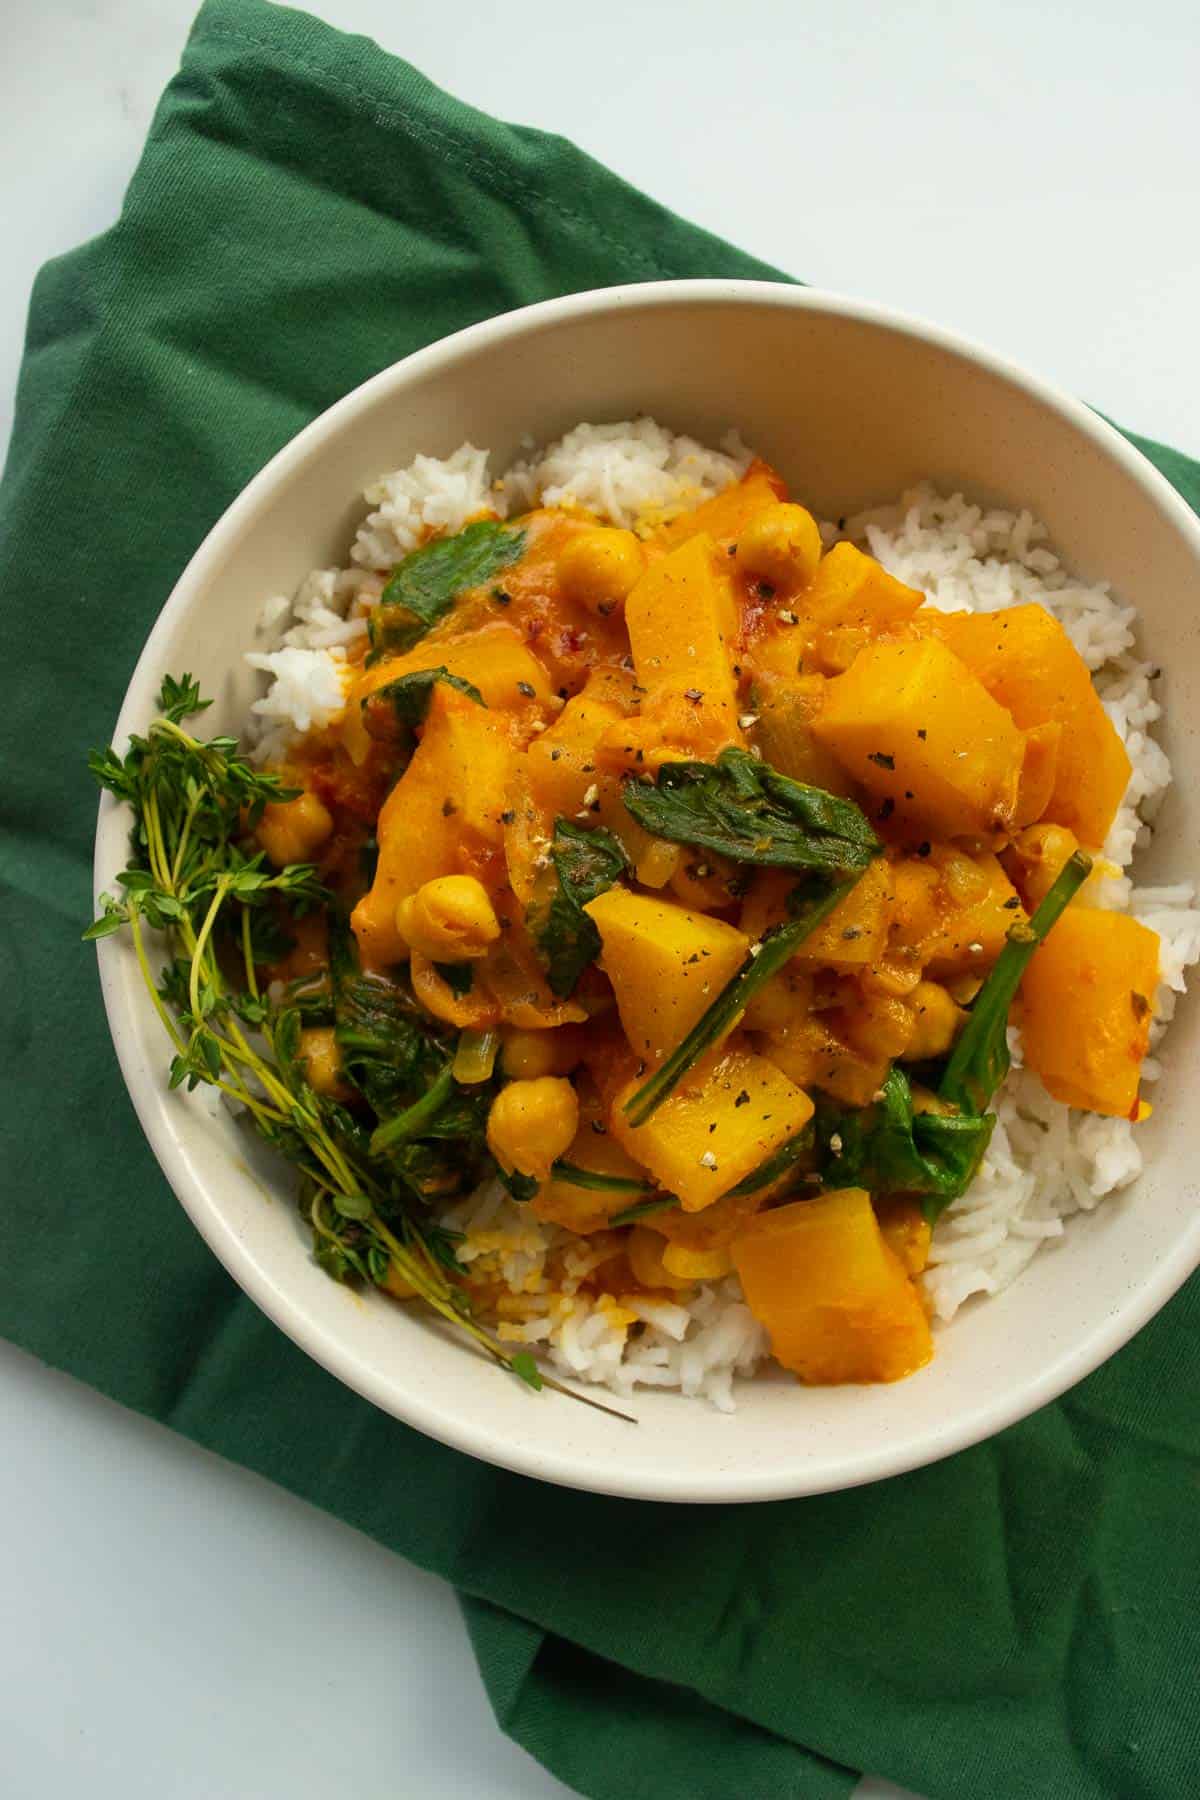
[195,24,688,284]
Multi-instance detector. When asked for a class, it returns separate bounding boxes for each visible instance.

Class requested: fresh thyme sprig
[86,676,635,1423]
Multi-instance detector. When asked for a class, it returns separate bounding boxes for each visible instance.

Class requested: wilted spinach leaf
[530,819,629,997]
[368,520,526,657]
[623,748,879,878]
[815,1070,995,1225]
[332,929,450,1116]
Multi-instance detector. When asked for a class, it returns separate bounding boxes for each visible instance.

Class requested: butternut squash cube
[748,668,856,795]
[351,687,512,967]
[802,542,926,634]
[618,533,741,762]
[626,532,738,689]
[1020,907,1159,1116]
[812,637,1023,838]
[525,678,626,820]
[583,887,749,1063]
[934,605,1131,848]
[799,859,895,968]
[611,1046,814,1211]
[731,1188,933,1384]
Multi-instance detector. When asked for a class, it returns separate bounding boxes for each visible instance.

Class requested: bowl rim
[95,278,1200,1502]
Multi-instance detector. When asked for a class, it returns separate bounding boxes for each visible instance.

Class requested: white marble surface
[2,2,1198,1795]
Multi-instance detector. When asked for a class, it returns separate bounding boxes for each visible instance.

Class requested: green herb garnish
[368,520,526,658]
[622,748,880,877]
[509,1350,544,1391]
[85,676,634,1423]
[328,925,494,1200]
[530,819,629,997]
[369,1065,457,1156]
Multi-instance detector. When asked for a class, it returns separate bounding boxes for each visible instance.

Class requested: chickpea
[839,991,915,1061]
[901,981,965,1062]
[395,875,500,962]
[258,788,333,868]
[734,503,822,592]
[486,1076,579,1182]
[558,527,645,615]
[1012,823,1080,907]
[298,1026,346,1097]
[860,955,924,998]
[500,1025,584,1081]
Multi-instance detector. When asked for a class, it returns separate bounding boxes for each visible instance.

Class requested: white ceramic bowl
[96,281,1200,1502]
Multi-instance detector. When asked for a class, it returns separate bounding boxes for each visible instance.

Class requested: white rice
[247,568,383,765]
[243,428,1199,1406]
[496,417,752,528]
[351,442,494,570]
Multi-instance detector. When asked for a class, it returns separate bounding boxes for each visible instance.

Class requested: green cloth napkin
[2,3,1198,1795]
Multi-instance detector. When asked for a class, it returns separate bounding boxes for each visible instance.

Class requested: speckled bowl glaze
[95,282,1200,1501]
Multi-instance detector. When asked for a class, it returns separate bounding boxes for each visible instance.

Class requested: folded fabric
[1,3,1196,1795]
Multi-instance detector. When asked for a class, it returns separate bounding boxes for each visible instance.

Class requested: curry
[238,463,1157,1387]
